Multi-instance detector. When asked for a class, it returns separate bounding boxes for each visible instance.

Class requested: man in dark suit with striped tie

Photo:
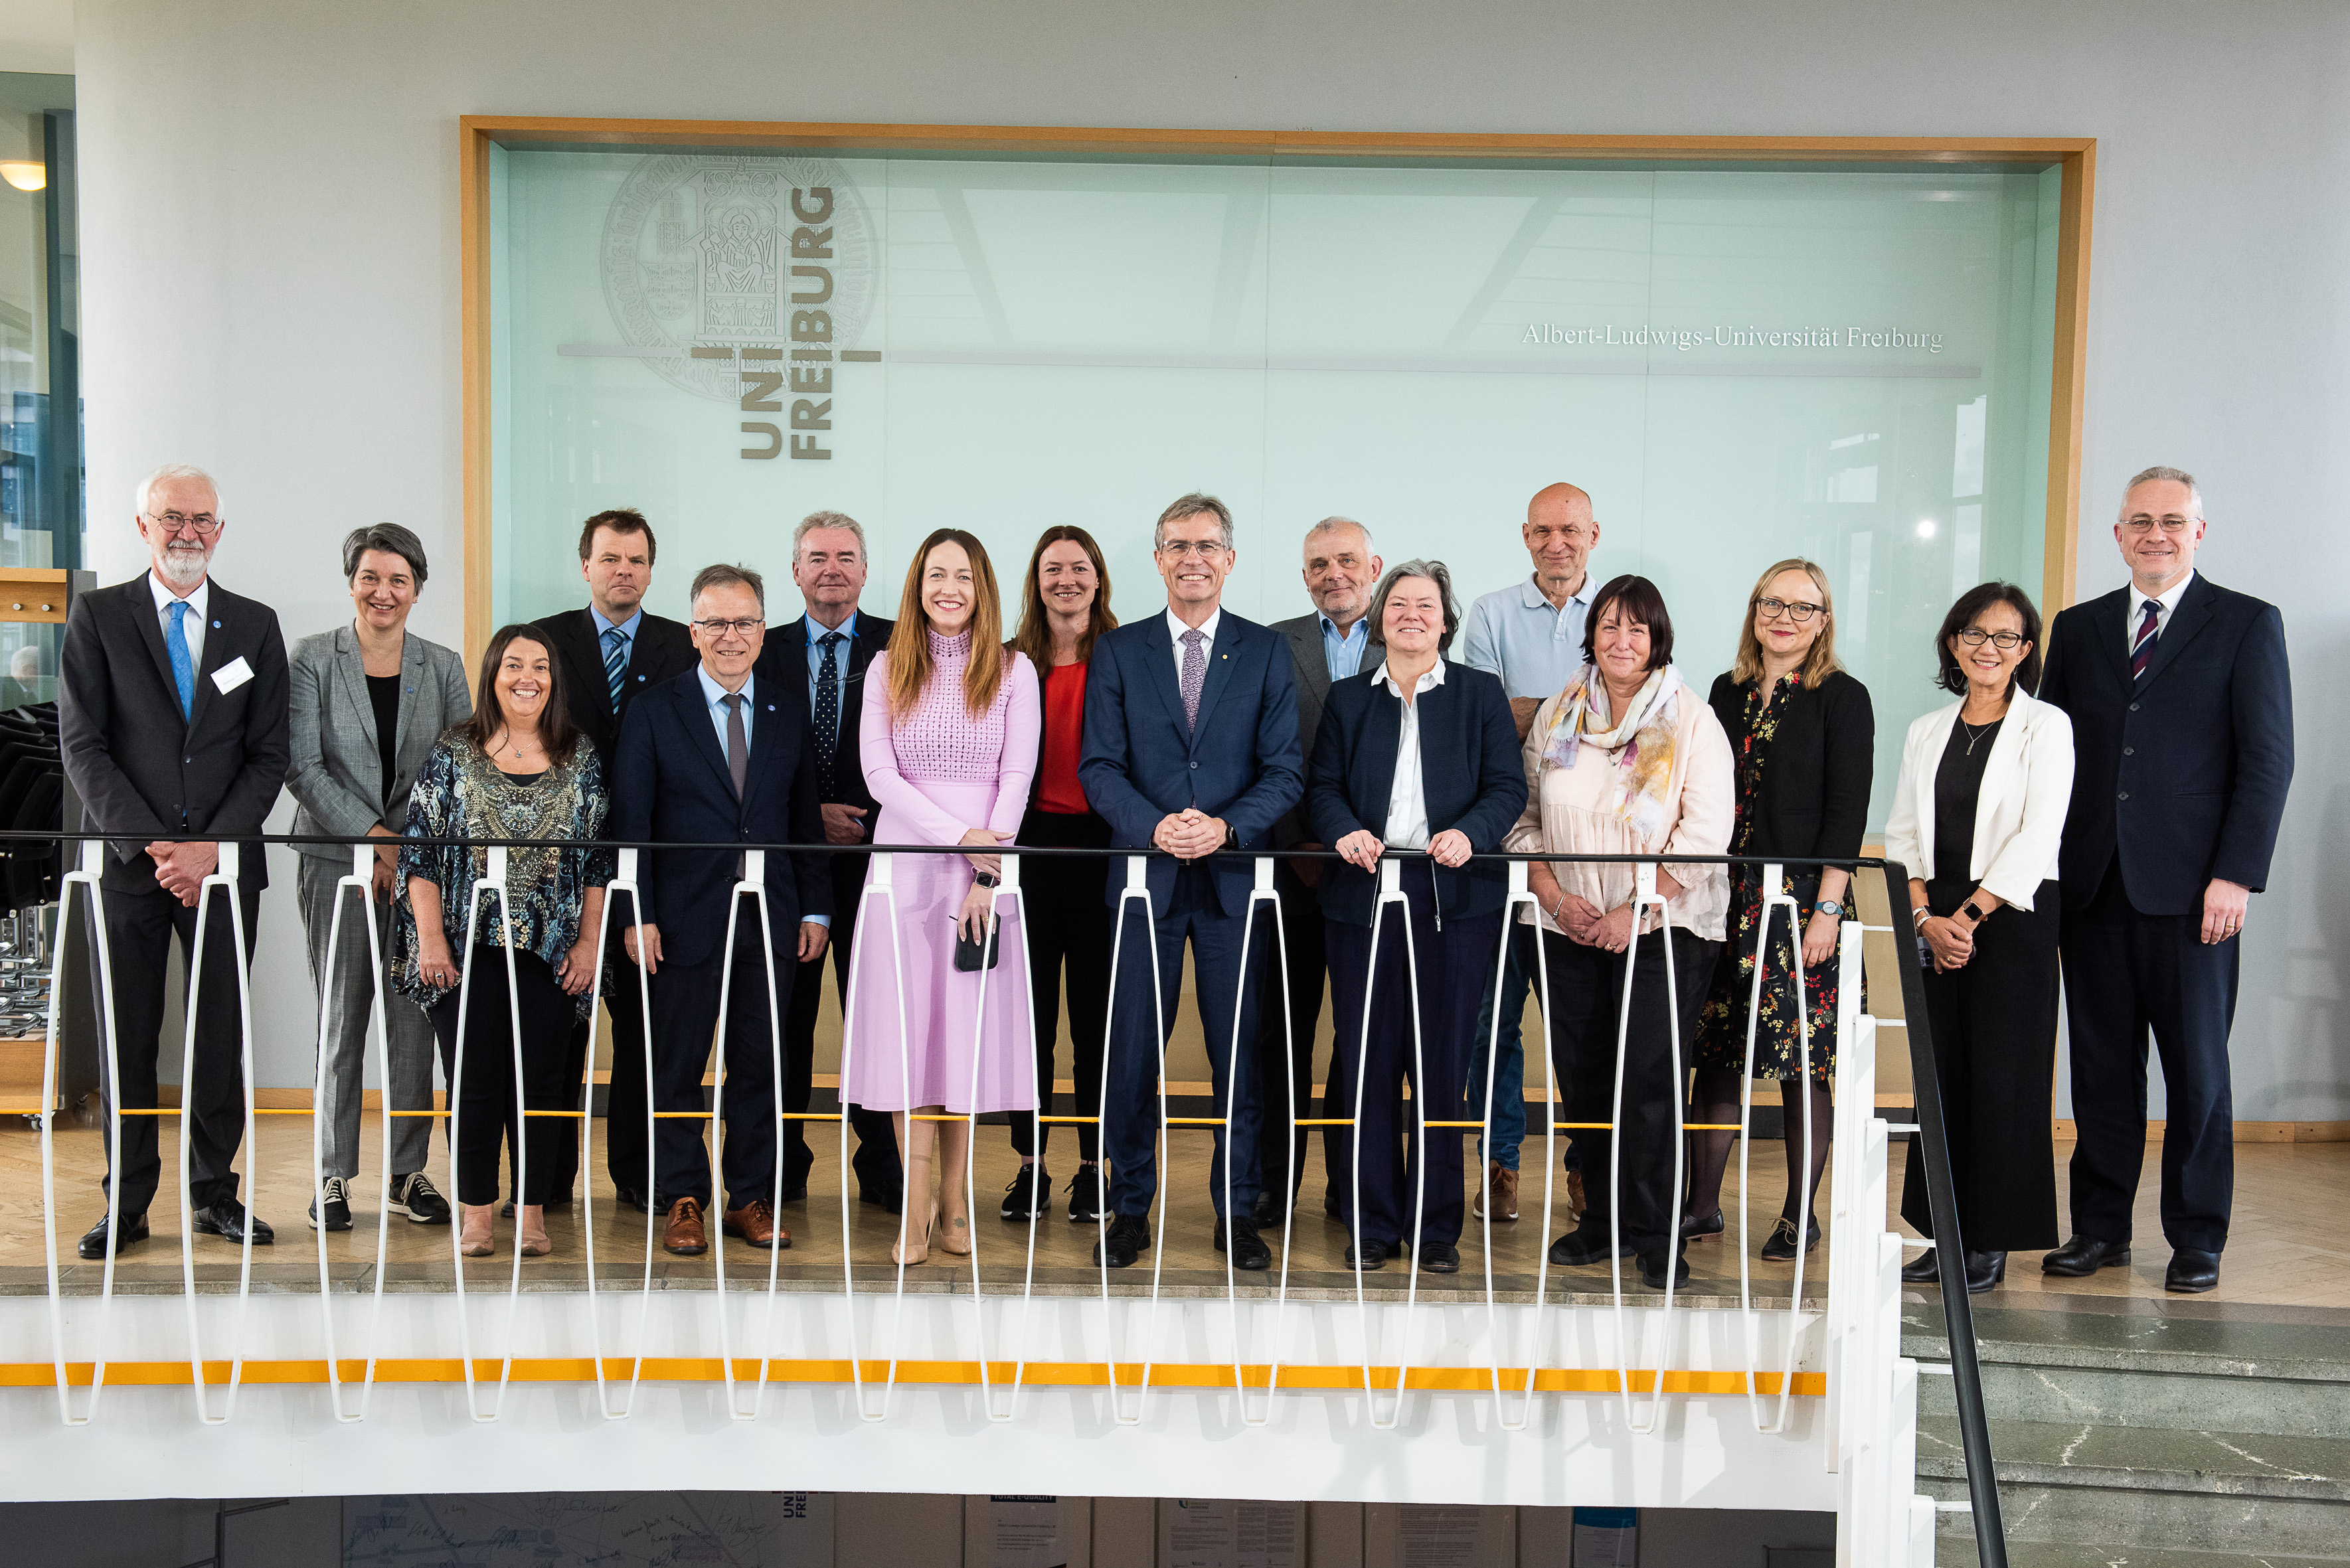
[2038,466,2294,1294]
[531,509,697,1211]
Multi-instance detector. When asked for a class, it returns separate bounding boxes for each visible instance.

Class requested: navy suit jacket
[754,610,893,826]
[1305,659,1526,927]
[1078,609,1305,917]
[2038,574,2294,916]
[610,667,831,968]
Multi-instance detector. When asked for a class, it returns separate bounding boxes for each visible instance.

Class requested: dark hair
[451,624,582,765]
[689,562,766,612]
[1365,559,1461,655]
[1580,574,1674,672]
[1011,524,1118,668]
[1934,582,2043,696]
[577,508,657,565]
[341,522,429,588]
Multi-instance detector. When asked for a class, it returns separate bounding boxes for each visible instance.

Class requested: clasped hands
[1332,828,1473,872]
[145,839,219,906]
[1152,809,1229,862]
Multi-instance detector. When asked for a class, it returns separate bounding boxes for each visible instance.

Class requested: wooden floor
[3,1109,2345,1310]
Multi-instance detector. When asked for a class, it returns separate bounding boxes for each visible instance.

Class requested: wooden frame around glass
[457,117,2096,664]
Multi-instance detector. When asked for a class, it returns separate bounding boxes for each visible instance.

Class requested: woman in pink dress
[843,528,1041,1264]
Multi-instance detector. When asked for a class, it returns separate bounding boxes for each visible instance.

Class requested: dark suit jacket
[1305,660,1526,926]
[1704,668,1875,866]
[2038,574,2294,916]
[610,667,831,968]
[754,610,893,833]
[59,572,291,894]
[529,605,698,779]
[1270,612,1340,851]
[1078,609,1305,917]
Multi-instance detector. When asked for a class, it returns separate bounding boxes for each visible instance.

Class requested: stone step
[1918,1416,2350,1559]
[1937,1537,2348,1566]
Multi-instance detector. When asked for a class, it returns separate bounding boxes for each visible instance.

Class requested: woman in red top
[999,525,1118,1223]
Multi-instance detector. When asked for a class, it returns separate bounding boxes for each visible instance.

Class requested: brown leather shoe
[722,1199,789,1249]
[1473,1161,1521,1222]
[663,1197,709,1255]
[1566,1168,1587,1221]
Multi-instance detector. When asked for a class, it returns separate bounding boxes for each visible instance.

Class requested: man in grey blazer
[286,524,471,1230]
[1258,516,1383,1223]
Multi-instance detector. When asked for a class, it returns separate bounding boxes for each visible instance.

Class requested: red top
[1035,660,1091,815]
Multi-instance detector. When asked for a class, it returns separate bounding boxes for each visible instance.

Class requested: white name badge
[211,655,254,694]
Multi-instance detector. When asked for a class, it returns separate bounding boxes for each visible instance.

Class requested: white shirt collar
[2140,568,2196,615]
[1165,606,1222,645]
[149,572,209,618]
[1371,657,1448,696]
[697,664,754,708]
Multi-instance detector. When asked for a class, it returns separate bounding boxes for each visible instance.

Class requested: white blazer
[1883,686,2074,910]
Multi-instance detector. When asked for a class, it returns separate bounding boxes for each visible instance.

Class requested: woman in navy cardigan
[1307,560,1527,1275]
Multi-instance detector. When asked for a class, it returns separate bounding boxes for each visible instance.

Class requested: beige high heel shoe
[458,1203,495,1258]
[517,1203,550,1257]
[892,1206,933,1267]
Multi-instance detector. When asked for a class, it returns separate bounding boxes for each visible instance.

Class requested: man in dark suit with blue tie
[2038,466,2294,1294]
[1080,493,1305,1270]
[612,564,832,1257]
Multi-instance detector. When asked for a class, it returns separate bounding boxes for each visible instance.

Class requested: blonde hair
[886,528,1007,718]
[1732,558,1844,686]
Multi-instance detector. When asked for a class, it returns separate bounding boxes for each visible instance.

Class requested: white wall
[67,0,2350,1117]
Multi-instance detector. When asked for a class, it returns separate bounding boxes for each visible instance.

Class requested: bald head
[1523,483,1599,606]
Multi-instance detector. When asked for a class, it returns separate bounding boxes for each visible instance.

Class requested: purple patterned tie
[2130,599,2160,680]
[1179,628,1206,731]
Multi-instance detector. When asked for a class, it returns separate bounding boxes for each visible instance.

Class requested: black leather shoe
[193,1198,274,1246]
[1252,1188,1286,1227]
[2042,1235,2130,1277]
[1966,1251,2006,1294]
[1548,1222,1632,1267]
[1681,1208,1724,1241]
[1344,1238,1393,1271]
[859,1184,904,1217]
[1900,1247,1942,1283]
[1638,1248,1691,1291]
[1418,1241,1461,1275]
[2165,1248,2221,1294]
[1760,1215,1820,1261]
[78,1210,148,1259]
[613,1186,651,1215]
[1323,1187,1341,1217]
[1092,1214,1151,1269]
[1215,1216,1273,1271]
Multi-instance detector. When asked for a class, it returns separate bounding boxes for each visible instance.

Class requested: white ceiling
[0,0,73,76]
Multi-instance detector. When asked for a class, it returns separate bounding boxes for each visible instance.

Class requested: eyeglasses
[2120,516,2197,536]
[145,510,222,538]
[693,617,764,638]
[1157,539,1229,560]
[1954,627,2025,649]
[1754,597,1825,623]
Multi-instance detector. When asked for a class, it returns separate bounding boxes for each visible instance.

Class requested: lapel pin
[212,621,222,629]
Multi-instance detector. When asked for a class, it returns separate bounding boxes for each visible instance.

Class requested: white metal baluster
[1823,919,1871,1472]
[1238,855,1294,1428]
[1774,866,1821,1434]
[446,844,528,1423]
[709,849,786,1421]
[315,842,393,1422]
[839,851,914,1422]
[968,851,1042,1423]
[179,841,258,1427]
[1485,861,1553,1432]
[1736,862,1804,1428]
[42,842,118,1425]
[1215,855,1284,1424]
[1098,855,1168,1427]
[586,847,657,1420]
[1352,857,1428,1431]
[1609,861,1683,1435]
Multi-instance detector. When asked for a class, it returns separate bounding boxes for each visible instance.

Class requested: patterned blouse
[393,737,614,1018]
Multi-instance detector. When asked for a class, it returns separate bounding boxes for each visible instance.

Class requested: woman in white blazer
[1883,583,2072,1294]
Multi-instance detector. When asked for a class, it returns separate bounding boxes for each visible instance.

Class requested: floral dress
[1693,674,1845,1084]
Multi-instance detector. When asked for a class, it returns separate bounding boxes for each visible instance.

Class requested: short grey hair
[794,510,867,560]
[690,562,766,612]
[2121,465,2204,520]
[1154,493,1234,552]
[136,463,220,517]
[1365,558,1462,654]
[341,522,430,587]
[1303,515,1374,554]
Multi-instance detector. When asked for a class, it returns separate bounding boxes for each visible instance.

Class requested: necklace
[1958,715,2001,755]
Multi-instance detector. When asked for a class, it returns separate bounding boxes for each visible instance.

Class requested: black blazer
[529,605,698,779]
[59,572,291,894]
[2038,574,2293,916]
[608,667,831,969]
[1305,660,1526,927]
[754,610,893,832]
[1269,612,1338,851]
[1705,668,1875,868]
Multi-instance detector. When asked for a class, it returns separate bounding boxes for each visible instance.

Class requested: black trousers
[534,909,653,1204]
[1901,879,2061,1253]
[1008,809,1113,1163]
[782,857,902,1200]
[1252,860,1327,1198]
[426,948,575,1206]
[88,879,263,1217]
[1322,862,1498,1251]
[1537,925,1717,1258]
[2062,860,2239,1254]
[653,918,791,1213]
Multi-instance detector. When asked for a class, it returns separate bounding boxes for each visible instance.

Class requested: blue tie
[602,627,628,713]
[166,600,196,720]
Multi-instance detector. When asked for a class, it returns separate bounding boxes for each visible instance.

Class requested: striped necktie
[2130,599,2160,680]
[602,627,628,712]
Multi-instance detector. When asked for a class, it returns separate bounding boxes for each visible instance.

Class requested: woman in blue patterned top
[397,624,612,1259]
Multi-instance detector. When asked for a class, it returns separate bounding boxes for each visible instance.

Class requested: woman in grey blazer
[286,524,471,1230]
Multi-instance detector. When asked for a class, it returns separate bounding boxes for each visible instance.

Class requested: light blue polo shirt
[1458,575,1594,700]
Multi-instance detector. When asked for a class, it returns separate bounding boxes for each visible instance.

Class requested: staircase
[1906,1300,2350,1566]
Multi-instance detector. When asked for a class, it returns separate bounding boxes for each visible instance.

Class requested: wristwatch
[1960,898,1988,925]
[1815,898,1845,920]
[973,872,1000,889]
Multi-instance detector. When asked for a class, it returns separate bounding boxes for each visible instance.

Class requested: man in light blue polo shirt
[1458,482,1602,1223]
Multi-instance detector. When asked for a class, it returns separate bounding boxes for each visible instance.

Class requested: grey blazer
[286,624,473,866]
[1270,611,1337,850]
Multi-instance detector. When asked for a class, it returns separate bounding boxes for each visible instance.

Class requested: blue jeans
[1466,923,1530,1171]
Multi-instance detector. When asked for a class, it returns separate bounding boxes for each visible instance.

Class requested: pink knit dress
[841,631,1042,1113]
